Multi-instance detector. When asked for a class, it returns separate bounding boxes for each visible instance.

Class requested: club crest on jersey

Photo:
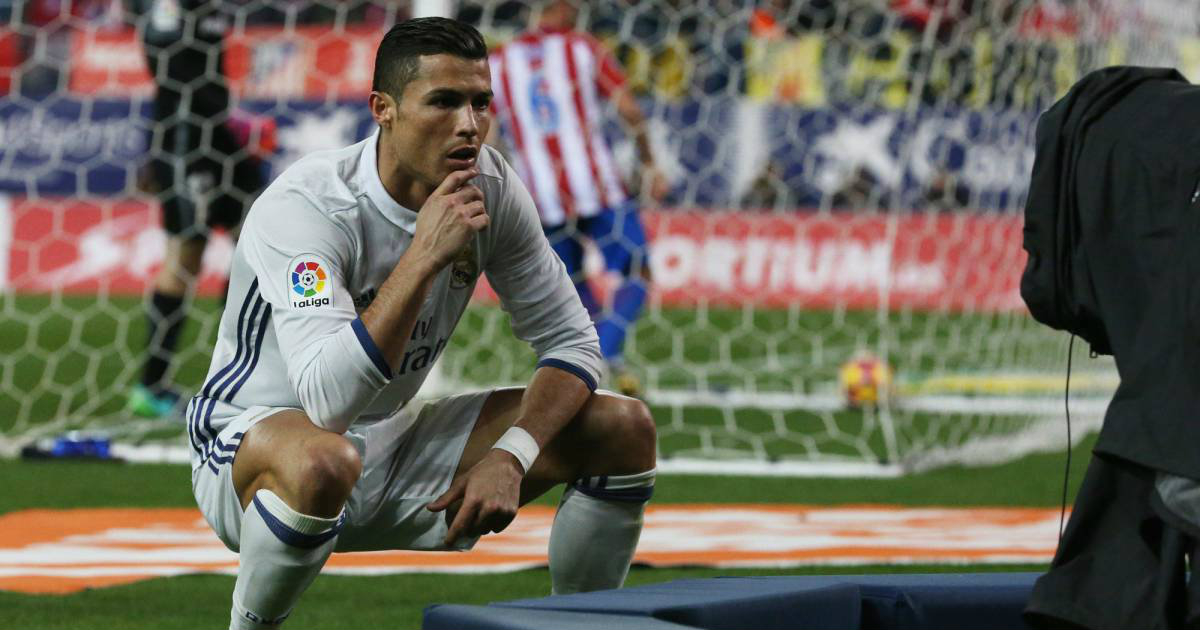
[289,257,332,308]
[450,245,478,289]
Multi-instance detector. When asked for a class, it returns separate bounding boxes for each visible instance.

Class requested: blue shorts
[543,201,649,278]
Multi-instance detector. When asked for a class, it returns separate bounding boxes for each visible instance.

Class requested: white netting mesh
[4,0,1188,472]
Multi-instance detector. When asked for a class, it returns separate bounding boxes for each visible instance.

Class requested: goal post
[5,0,1186,473]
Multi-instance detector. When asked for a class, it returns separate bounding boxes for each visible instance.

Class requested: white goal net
[4,0,1190,474]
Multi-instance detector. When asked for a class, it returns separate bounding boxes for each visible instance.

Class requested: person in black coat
[1022,65,1200,629]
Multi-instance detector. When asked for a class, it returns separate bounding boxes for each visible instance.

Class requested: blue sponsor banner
[0,98,377,197]
[763,104,1037,210]
[0,98,148,196]
[617,98,1037,210]
[0,96,1036,209]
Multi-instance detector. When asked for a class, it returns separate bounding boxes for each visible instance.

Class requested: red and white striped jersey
[489,28,629,226]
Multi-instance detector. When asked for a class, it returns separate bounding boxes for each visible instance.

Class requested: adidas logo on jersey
[354,287,377,310]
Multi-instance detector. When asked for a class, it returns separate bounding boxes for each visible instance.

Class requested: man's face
[378,54,493,189]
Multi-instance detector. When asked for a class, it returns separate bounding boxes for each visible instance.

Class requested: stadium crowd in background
[0,0,1101,215]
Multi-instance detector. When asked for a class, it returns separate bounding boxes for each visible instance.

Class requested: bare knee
[235,412,362,517]
[292,436,362,515]
[622,398,657,470]
[590,395,657,474]
[521,393,656,497]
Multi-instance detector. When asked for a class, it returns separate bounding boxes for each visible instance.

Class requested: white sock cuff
[252,489,344,546]
[571,468,656,502]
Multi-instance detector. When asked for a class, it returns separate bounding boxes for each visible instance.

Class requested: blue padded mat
[422,605,696,630]
[422,572,1040,630]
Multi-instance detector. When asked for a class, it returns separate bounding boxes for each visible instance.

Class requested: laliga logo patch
[450,245,478,289]
[290,258,332,308]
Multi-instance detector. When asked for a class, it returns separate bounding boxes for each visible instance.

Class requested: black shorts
[1025,453,1200,629]
[143,24,265,239]
[148,143,264,238]
[144,81,266,238]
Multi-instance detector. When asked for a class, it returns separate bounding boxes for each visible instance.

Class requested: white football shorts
[192,389,498,554]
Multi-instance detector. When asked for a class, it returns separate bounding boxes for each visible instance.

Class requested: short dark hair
[372,17,488,100]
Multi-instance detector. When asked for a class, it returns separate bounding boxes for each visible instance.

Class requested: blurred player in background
[188,18,656,629]
[487,0,670,397]
[128,0,270,418]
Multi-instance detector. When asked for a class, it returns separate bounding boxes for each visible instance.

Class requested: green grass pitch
[0,441,1093,629]
[0,294,1090,628]
[2,294,1067,462]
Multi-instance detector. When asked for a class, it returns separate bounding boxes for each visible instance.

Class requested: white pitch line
[646,388,1112,416]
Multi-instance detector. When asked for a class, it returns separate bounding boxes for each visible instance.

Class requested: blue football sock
[596,278,647,362]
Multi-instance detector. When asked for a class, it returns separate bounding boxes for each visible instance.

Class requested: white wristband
[493,426,539,474]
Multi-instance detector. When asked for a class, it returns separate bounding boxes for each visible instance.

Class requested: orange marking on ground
[0,575,153,594]
[0,508,199,545]
[0,504,1062,594]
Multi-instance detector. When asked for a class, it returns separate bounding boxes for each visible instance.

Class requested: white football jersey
[186,130,603,472]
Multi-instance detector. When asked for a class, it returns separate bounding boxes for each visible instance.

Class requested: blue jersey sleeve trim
[351,318,392,381]
[537,358,597,392]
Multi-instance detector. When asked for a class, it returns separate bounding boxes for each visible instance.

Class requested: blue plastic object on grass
[50,432,112,458]
[422,573,1039,630]
[20,431,114,460]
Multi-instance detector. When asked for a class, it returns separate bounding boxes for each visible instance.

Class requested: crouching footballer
[186,17,657,629]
